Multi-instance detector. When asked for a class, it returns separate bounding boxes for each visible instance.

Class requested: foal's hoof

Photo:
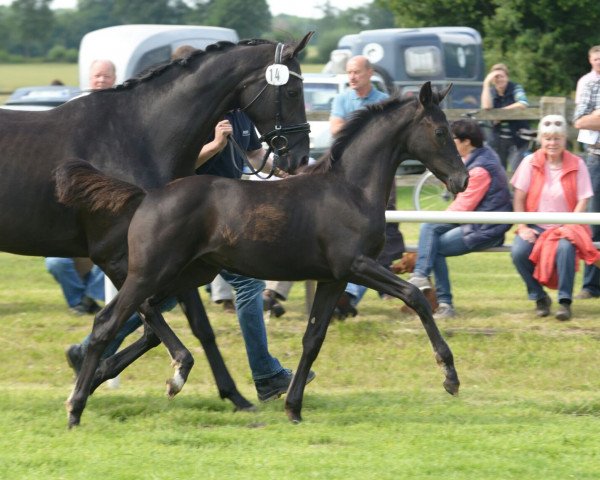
[443,378,460,396]
[165,377,184,398]
[67,413,80,429]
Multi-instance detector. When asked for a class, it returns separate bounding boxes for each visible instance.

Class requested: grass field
[1,186,600,479]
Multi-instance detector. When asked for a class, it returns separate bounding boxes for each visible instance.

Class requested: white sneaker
[434,303,456,319]
[106,375,121,389]
[408,275,432,291]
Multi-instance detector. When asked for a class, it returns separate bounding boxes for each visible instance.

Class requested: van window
[133,45,172,77]
[443,43,478,79]
[404,46,443,77]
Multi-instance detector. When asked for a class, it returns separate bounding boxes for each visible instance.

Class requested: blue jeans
[45,257,105,307]
[582,152,600,295]
[80,297,177,359]
[219,270,283,380]
[511,226,575,302]
[414,223,504,306]
[344,282,367,306]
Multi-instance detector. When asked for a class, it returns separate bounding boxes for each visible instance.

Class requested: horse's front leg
[66,300,135,428]
[177,289,254,411]
[137,300,194,398]
[285,280,346,423]
[348,255,460,396]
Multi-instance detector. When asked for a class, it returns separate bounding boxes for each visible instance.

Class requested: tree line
[1,0,599,96]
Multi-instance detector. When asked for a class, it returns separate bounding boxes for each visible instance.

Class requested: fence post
[539,96,566,117]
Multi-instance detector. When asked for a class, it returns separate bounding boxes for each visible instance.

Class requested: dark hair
[451,119,484,148]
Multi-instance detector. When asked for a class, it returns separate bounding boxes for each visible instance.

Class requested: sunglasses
[543,120,563,126]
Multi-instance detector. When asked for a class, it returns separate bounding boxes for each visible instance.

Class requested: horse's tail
[55,159,146,215]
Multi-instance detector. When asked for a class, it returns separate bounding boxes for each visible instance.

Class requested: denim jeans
[219,270,283,380]
[414,223,504,306]
[45,257,105,307]
[511,226,575,302]
[344,282,367,306]
[582,152,600,295]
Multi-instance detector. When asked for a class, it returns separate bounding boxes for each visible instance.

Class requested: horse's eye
[287,89,299,98]
[434,128,445,137]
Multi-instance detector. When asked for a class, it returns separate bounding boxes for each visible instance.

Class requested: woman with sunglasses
[511,115,600,320]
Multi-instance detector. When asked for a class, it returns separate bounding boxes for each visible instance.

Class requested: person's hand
[518,226,539,243]
[214,119,233,147]
[484,71,499,86]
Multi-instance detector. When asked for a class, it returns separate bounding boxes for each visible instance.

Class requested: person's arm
[574,198,589,213]
[329,116,345,136]
[574,109,600,130]
[513,188,537,243]
[447,167,490,211]
[246,148,288,178]
[196,120,232,168]
[480,71,496,109]
[504,83,528,109]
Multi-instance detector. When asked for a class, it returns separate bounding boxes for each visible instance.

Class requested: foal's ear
[292,32,315,57]
[419,81,434,107]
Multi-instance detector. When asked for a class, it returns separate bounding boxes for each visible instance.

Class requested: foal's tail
[55,159,146,215]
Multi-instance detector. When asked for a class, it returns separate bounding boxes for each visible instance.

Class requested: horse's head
[404,82,469,195]
[239,32,314,174]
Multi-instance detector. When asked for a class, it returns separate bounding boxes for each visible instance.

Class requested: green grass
[1,187,600,478]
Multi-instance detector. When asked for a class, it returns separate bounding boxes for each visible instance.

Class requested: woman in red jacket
[511,115,599,320]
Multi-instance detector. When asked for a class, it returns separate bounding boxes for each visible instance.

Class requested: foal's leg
[285,280,346,423]
[348,254,460,396]
[66,298,140,428]
[178,289,254,411]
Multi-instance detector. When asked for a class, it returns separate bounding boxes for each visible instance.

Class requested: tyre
[412,170,453,210]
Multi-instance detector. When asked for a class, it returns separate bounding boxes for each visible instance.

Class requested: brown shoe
[574,289,597,300]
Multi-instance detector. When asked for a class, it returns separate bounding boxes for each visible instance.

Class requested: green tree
[206,0,271,39]
[10,0,55,57]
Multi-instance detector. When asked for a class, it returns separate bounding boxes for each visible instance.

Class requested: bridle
[235,42,310,178]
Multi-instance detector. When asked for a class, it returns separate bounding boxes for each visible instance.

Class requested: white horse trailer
[78,24,239,89]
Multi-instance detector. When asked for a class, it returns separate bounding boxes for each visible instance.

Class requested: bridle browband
[234,42,310,179]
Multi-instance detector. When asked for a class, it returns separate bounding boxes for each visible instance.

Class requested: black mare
[57,82,469,426]
[0,33,313,415]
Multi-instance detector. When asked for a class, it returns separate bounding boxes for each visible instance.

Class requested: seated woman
[511,114,600,321]
[408,119,512,319]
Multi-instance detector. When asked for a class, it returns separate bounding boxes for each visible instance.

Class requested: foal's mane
[102,38,279,93]
[299,96,417,175]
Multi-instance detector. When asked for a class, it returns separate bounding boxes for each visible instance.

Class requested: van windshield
[304,83,338,112]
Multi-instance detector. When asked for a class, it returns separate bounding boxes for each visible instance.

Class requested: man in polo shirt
[328,55,405,318]
[329,55,388,135]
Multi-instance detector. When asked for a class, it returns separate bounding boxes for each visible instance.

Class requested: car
[304,72,387,161]
[1,85,81,111]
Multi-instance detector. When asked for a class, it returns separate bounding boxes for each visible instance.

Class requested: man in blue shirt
[329,55,405,318]
[197,110,315,401]
[330,55,389,135]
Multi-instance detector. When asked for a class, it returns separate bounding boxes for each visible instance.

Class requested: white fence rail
[385,211,600,225]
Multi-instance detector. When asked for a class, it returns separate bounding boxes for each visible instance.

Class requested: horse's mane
[298,96,417,175]
[102,38,278,92]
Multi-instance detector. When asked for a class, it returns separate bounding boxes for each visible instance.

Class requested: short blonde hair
[490,63,509,75]
[589,45,600,56]
[537,114,567,142]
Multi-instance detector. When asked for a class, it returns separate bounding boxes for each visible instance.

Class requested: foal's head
[404,82,469,195]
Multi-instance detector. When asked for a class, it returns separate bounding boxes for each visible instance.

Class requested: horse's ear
[419,81,434,107]
[437,83,453,103]
[292,32,315,57]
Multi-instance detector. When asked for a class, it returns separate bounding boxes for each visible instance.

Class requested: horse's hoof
[285,407,302,424]
[234,404,257,413]
[68,413,80,429]
[165,378,182,398]
[443,379,460,396]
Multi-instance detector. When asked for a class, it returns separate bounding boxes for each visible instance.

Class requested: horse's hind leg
[348,255,460,396]
[66,299,138,428]
[285,280,346,423]
[90,323,161,394]
[178,289,254,411]
[137,299,194,398]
